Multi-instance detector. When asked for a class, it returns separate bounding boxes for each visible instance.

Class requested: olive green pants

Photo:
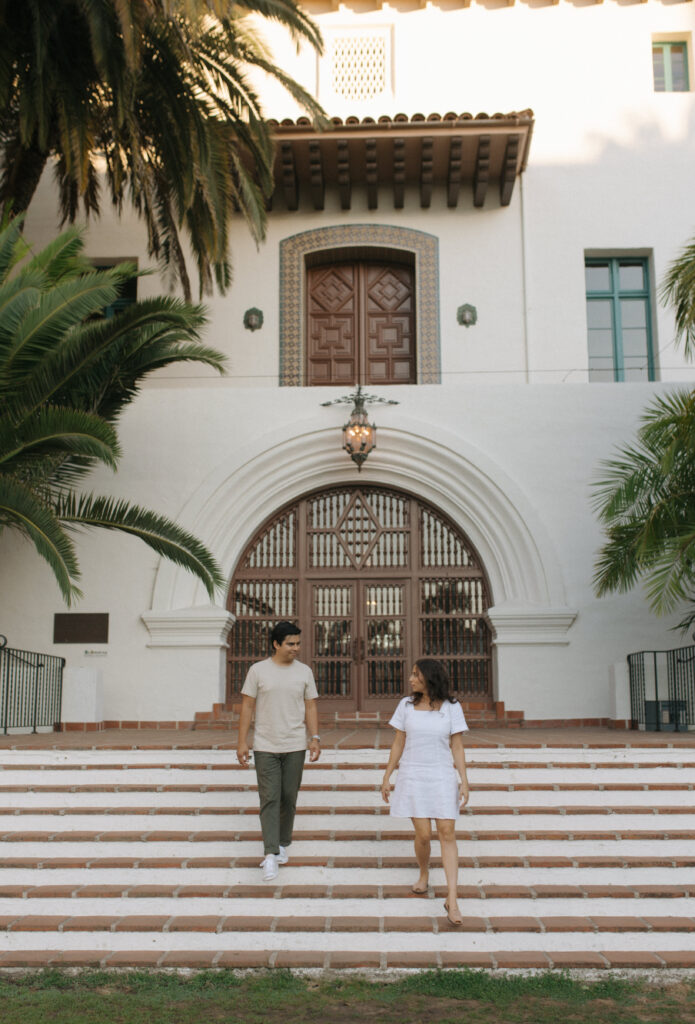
[254,749,306,856]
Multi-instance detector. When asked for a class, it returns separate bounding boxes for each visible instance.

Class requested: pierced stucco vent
[330,34,388,102]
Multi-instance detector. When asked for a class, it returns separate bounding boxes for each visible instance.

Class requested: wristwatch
[311,734,321,741]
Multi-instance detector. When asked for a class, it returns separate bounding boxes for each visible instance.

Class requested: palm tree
[593,236,695,631]
[0,218,226,603]
[0,0,323,299]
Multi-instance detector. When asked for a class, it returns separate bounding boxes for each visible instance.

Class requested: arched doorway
[227,485,492,711]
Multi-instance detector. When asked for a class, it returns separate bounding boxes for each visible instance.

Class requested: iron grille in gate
[0,637,64,733]
[227,486,492,708]
[627,647,695,731]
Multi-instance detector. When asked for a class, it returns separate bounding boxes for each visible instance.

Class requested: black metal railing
[0,636,64,734]
[627,646,695,732]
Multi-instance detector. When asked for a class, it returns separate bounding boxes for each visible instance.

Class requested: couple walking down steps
[236,622,470,923]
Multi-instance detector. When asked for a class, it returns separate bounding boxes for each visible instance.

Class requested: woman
[380,659,470,926]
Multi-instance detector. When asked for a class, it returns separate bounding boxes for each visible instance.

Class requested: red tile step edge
[1,883,693,899]
[1,950,694,969]
[2,914,694,934]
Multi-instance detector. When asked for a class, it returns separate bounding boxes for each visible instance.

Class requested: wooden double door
[227,486,492,712]
[307,261,416,386]
[310,578,408,708]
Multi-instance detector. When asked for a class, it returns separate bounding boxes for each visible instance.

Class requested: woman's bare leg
[436,818,461,922]
[411,817,432,893]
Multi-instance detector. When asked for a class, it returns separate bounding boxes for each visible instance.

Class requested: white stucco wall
[0,380,688,722]
[4,0,695,723]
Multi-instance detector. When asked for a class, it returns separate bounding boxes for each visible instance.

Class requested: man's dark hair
[271,620,301,649]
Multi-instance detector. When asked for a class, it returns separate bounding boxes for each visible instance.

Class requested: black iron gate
[0,636,64,733]
[627,646,695,732]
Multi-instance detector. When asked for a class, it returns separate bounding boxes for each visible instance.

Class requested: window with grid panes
[652,41,690,92]
[585,258,655,382]
[91,261,138,319]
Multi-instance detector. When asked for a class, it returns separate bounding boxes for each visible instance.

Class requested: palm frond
[10,295,215,419]
[3,273,125,384]
[0,475,81,603]
[56,492,224,598]
[0,222,225,603]
[0,216,27,284]
[660,239,695,360]
[0,406,120,473]
[0,0,324,295]
[593,379,695,629]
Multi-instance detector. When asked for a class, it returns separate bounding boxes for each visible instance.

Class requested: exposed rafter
[500,134,521,205]
[268,111,534,212]
[365,138,379,210]
[393,138,406,209]
[447,136,463,208]
[420,137,434,208]
[473,135,491,208]
[337,140,351,210]
[308,141,325,210]
[280,142,298,211]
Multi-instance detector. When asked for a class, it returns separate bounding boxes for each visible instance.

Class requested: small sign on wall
[53,614,109,644]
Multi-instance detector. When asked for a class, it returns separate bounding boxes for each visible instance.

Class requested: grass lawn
[0,968,693,1023]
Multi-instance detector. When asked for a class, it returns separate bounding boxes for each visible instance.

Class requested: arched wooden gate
[227,486,492,711]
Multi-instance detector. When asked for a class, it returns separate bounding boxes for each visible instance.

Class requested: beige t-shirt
[241,658,319,753]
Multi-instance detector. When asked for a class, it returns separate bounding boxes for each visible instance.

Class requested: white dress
[388,697,468,820]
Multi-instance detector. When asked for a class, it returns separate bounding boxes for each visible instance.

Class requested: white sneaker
[261,854,279,881]
[278,845,289,865]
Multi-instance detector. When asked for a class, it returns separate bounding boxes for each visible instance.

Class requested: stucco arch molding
[143,425,576,647]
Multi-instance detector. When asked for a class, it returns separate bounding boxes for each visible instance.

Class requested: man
[236,621,321,881]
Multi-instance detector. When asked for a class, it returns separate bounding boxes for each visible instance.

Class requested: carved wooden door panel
[307,262,415,386]
[309,579,409,709]
[311,581,355,701]
[364,265,415,384]
[362,581,407,706]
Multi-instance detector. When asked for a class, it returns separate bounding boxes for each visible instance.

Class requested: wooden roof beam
[473,135,490,208]
[337,140,351,210]
[500,134,520,206]
[308,141,325,210]
[447,136,463,208]
[366,138,379,209]
[393,138,405,209]
[420,137,434,208]
[280,142,299,211]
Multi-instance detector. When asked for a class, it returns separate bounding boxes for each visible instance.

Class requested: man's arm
[237,695,256,767]
[305,698,320,762]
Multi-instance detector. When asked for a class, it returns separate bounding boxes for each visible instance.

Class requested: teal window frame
[92,262,138,319]
[585,258,655,383]
[652,41,690,93]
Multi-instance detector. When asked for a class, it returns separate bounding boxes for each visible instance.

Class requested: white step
[2,930,695,954]
[1,788,690,810]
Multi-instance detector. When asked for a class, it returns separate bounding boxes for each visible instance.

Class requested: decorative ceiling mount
[322,386,399,471]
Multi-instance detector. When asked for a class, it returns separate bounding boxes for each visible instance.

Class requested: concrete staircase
[0,744,694,970]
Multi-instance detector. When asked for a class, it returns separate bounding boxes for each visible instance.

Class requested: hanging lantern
[322,385,398,471]
[342,390,376,471]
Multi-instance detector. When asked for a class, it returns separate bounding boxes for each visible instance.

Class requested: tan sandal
[443,900,463,926]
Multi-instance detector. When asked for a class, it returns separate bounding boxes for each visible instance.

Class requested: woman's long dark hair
[409,658,457,707]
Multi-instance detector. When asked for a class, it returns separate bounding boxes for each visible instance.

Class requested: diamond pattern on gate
[338,494,379,567]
